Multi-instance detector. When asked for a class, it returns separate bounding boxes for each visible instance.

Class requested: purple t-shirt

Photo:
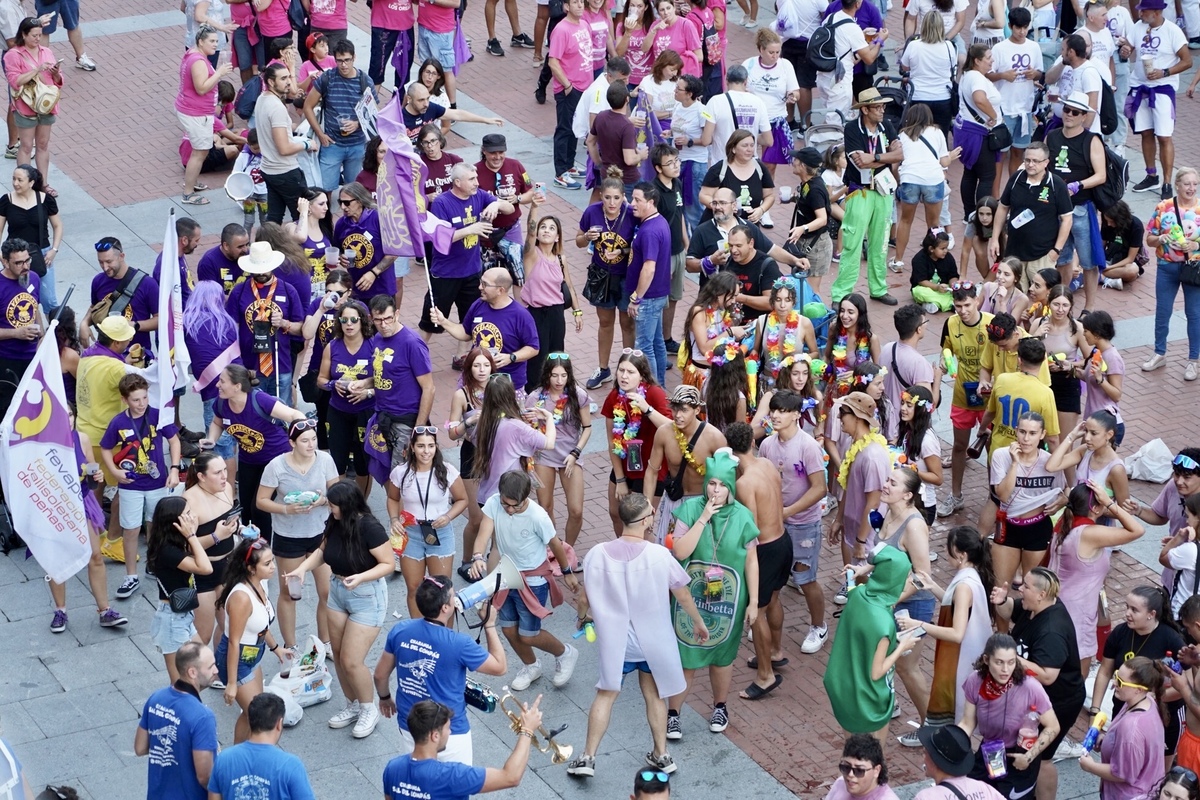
[184,326,242,403]
[1082,343,1124,422]
[215,391,291,465]
[196,246,244,294]
[306,296,339,377]
[90,268,160,353]
[882,341,934,442]
[842,441,890,544]
[100,409,179,492]
[327,338,375,414]
[334,209,397,303]
[0,272,40,360]
[152,254,192,308]
[463,299,539,388]
[477,418,547,502]
[225,277,304,376]
[371,326,432,416]
[579,202,635,276]
[429,189,501,279]
[961,673,1052,748]
[627,213,672,300]
[1099,703,1167,800]
[759,428,826,525]
[276,264,314,308]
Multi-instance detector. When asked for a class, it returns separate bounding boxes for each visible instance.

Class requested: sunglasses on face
[838,762,872,778]
[413,426,438,435]
[338,198,354,206]
[1063,108,1087,116]
[1114,675,1150,690]
[339,317,361,324]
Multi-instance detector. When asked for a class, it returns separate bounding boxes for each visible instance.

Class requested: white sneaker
[1103,277,1124,290]
[929,550,939,563]
[823,494,838,517]
[510,661,543,691]
[887,259,904,273]
[800,625,828,654]
[760,210,774,228]
[922,302,940,314]
[329,700,361,729]
[946,232,956,251]
[552,644,579,687]
[1187,361,1199,382]
[898,731,922,747]
[353,703,380,738]
[75,53,97,70]
[1053,737,1086,761]
[937,494,964,517]
[1143,353,1167,371]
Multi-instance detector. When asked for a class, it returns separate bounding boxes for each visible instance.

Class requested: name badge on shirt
[474,317,483,323]
[1012,208,1036,228]
[275,295,286,301]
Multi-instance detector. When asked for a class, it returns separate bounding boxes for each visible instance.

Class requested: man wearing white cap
[227,241,305,405]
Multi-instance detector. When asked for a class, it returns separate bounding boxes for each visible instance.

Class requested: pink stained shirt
[618,22,653,85]
[371,0,415,30]
[549,17,595,93]
[520,249,566,309]
[4,45,61,117]
[175,50,217,117]
[257,0,292,37]
[309,0,347,30]
[582,7,611,70]
[417,0,457,33]
[650,18,701,76]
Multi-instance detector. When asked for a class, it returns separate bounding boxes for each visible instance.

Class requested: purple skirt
[762,117,793,165]
[953,116,990,170]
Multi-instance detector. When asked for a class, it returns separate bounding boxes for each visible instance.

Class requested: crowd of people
[0,0,1198,793]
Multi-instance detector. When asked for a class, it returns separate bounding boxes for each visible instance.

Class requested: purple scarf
[1125,84,1176,121]
[953,116,989,170]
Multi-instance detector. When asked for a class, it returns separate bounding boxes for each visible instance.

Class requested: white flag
[153,209,192,413]
[0,322,90,584]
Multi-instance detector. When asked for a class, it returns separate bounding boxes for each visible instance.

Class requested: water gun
[746,357,759,410]
[1088,347,1108,373]
[1048,352,1069,365]
[810,357,827,377]
[1080,711,1108,751]
[572,622,597,642]
[1028,302,1050,319]
[941,348,958,379]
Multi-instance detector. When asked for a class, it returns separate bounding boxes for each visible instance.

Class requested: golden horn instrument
[498,691,573,764]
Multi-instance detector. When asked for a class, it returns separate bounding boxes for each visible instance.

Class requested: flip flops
[181,193,210,205]
[746,656,789,670]
[740,673,783,701]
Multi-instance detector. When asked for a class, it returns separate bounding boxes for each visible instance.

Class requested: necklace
[764,310,801,377]
[829,331,871,380]
[536,390,570,426]
[705,305,732,344]
[1124,626,1155,663]
[611,384,645,458]
[198,485,233,506]
[838,431,888,489]
[673,425,705,476]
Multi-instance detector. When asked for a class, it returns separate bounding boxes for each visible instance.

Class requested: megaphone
[454,554,527,612]
[224,171,255,203]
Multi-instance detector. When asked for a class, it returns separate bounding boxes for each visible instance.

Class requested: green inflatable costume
[670,449,760,670]
[823,544,912,734]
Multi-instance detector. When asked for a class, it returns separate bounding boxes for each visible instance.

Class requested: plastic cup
[325,248,340,266]
[894,609,911,621]
[1142,56,1154,75]
[286,575,303,601]
[779,185,793,203]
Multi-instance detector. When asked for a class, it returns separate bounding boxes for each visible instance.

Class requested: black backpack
[234,75,263,121]
[808,15,855,73]
[1098,77,1118,136]
[1090,132,1128,212]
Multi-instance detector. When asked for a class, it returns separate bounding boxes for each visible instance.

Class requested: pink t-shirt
[371,0,415,30]
[824,779,900,800]
[710,0,728,46]
[582,8,610,70]
[1082,343,1124,422]
[176,50,217,117]
[257,0,291,37]
[961,673,1052,748]
[549,17,595,92]
[759,428,826,525]
[298,56,336,87]
[4,46,60,117]
[618,22,653,85]
[1099,704,1167,800]
[418,0,457,33]
[842,441,890,546]
[521,249,566,309]
[913,779,1004,800]
[476,419,548,501]
[650,18,701,76]
[309,0,347,30]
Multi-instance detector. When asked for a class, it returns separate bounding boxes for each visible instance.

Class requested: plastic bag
[268,636,333,708]
[1124,438,1174,484]
[262,684,305,727]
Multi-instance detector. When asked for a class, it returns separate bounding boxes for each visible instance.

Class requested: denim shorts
[1058,205,1099,270]
[1003,113,1034,149]
[328,577,388,627]
[150,603,196,655]
[498,582,551,637]
[896,182,947,205]
[786,521,822,585]
[417,27,456,68]
[401,524,456,560]
[118,487,175,529]
[215,634,267,686]
[894,592,938,627]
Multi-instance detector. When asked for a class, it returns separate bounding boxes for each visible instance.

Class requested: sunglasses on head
[950,280,975,291]
[639,770,669,783]
[621,348,645,357]
[487,372,513,383]
[838,762,872,778]
[243,538,265,562]
[547,352,570,360]
[1169,765,1199,785]
[986,323,1011,339]
[413,425,438,436]
[1175,454,1200,471]
[290,418,318,435]
[94,240,118,252]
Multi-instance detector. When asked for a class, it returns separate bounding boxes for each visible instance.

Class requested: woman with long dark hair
[387,427,467,617]
[336,180,399,305]
[148,496,212,682]
[354,135,384,195]
[897,385,942,523]
[317,298,375,494]
[184,280,243,466]
[0,163,62,312]
[1080,656,1169,797]
[601,348,672,533]
[577,177,636,388]
[472,373,556,505]
[1048,410,1129,503]
[521,208,582,392]
[298,268,353,451]
[527,353,591,546]
[615,0,654,87]
[447,347,496,581]
[216,537,283,743]
[284,480,393,739]
[705,351,749,433]
[894,103,960,272]
[285,188,335,296]
[822,293,880,401]
[955,44,1004,218]
[1100,199,1146,288]
[181,451,243,661]
[1041,285,1087,450]
[57,305,81,406]
[681,271,744,392]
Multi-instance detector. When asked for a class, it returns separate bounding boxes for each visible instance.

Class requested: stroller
[800,109,845,156]
[873,75,913,130]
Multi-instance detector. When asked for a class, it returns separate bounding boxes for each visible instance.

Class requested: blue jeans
[633,294,668,385]
[318,140,367,192]
[1154,258,1200,359]
[369,26,414,87]
[257,371,294,407]
[39,255,58,314]
[683,160,705,232]
[203,397,236,459]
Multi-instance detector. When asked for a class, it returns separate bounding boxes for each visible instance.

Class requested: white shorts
[177,111,214,150]
[1130,93,1175,137]
[399,727,474,763]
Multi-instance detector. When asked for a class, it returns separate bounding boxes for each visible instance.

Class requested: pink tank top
[521,249,566,309]
[175,51,217,117]
[1049,519,1109,658]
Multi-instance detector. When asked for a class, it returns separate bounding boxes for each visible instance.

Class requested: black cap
[789,146,823,168]
[481,134,507,153]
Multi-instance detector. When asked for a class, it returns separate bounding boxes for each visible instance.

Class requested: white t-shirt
[573,73,612,139]
[990,38,1044,114]
[671,101,712,162]
[830,10,869,75]
[970,0,1004,43]
[906,0,968,37]
[960,69,1003,121]
[391,462,461,521]
[1083,26,1116,83]
[1106,5,1135,49]
[1131,19,1188,89]
[481,494,557,585]
[1053,59,1103,132]
[640,76,678,118]
[777,0,826,40]
[901,39,957,101]
[899,126,948,186]
[742,56,800,120]
[1170,542,1200,617]
[822,167,845,196]
[704,89,770,164]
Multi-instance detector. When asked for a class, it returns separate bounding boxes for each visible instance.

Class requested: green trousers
[831,188,892,302]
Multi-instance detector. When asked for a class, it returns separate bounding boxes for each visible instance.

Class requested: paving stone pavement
[1,0,1198,796]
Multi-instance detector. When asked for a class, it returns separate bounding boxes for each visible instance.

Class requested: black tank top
[1047,129,1096,206]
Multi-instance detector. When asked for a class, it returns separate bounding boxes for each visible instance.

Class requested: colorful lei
[705,305,733,343]
[764,310,802,375]
[837,431,889,489]
[707,339,743,366]
[536,391,570,426]
[828,333,872,379]
[673,425,706,477]
[611,384,646,458]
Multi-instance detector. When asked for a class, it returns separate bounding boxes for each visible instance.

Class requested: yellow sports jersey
[76,354,134,442]
[981,329,1052,386]
[942,311,993,409]
[987,371,1060,455]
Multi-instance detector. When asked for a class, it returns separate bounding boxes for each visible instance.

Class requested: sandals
[43,185,57,198]
[193,182,211,192]
[746,656,789,670]
[181,193,210,205]
[740,673,783,700]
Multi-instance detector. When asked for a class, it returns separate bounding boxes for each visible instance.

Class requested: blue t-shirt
[383,619,489,735]
[382,755,486,800]
[627,213,672,300]
[139,685,218,800]
[208,741,316,800]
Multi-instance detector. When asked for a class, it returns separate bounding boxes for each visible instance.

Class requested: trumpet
[499,691,573,764]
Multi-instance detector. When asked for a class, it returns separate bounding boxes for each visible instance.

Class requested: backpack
[1098,77,1118,136]
[1090,132,1128,212]
[235,75,263,121]
[808,15,855,74]
[688,9,723,67]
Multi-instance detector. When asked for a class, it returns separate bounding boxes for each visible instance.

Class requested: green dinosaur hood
[705,447,739,503]
[861,544,912,608]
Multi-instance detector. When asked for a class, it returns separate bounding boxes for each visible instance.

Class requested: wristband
[615,477,627,484]
[569,448,582,458]
[700,256,714,274]
[572,309,583,316]
[472,554,485,561]
[379,693,391,701]
[856,537,868,544]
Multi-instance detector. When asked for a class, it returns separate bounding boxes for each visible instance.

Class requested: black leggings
[238,461,273,541]
[525,303,566,392]
[328,406,370,477]
[961,152,997,221]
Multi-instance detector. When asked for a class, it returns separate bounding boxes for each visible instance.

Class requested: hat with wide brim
[1139,0,1167,9]
[238,241,285,275]
[1062,91,1092,113]
[834,391,877,424]
[917,725,974,777]
[98,315,136,341]
[852,88,891,108]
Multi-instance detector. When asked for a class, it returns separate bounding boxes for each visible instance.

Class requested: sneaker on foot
[99,608,128,627]
[1142,353,1167,371]
[353,703,380,738]
[586,367,613,389]
[329,701,362,729]
[892,705,902,719]
[210,678,226,690]
[709,705,729,732]
[936,494,965,517]
[100,536,126,564]
[116,575,140,600]
[75,53,97,70]
[665,338,681,355]
[800,625,828,654]
[50,609,67,633]
[566,754,596,777]
[823,494,838,516]
[511,32,535,48]
[3,144,16,159]
[831,250,841,262]
[1131,174,1159,192]
[534,86,546,104]
[645,751,678,774]
[554,173,581,190]
[946,232,956,251]
[1054,737,1086,761]
[1102,277,1124,290]
[486,38,505,56]
[929,550,939,562]
[510,661,543,691]
[887,259,904,273]
[666,713,682,740]
[1186,361,1199,382]
[899,731,922,747]
[552,644,578,687]
[1163,184,1174,201]
[834,586,849,605]
[760,210,775,228]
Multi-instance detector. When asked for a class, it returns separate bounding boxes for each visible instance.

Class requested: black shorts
[194,557,228,593]
[920,503,936,526]
[420,274,481,333]
[201,147,231,173]
[460,439,476,478]
[757,535,792,608]
[1050,369,1082,414]
[782,38,817,90]
[994,513,1054,552]
[272,532,325,560]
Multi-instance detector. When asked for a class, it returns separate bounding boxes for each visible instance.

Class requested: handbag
[662,423,706,502]
[965,97,1011,151]
[19,78,59,116]
[946,43,961,118]
[1172,198,1200,287]
[583,263,619,304]
[156,576,199,614]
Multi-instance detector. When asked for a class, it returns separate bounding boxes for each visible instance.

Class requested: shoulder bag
[87,269,146,328]
[964,86,1012,151]
[662,422,706,501]
[1171,197,1200,287]
[156,575,199,614]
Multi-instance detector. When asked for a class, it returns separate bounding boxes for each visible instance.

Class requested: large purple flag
[375,96,454,258]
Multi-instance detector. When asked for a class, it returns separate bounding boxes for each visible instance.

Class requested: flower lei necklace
[611,384,645,458]
[830,332,872,376]
[673,425,706,476]
[837,430,889,489]
[536,390,570,426]
[764,310,801,374]
[705,305,732,342]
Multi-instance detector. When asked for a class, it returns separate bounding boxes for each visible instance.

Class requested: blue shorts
[150,603,196,655]
[1058,205,1099,270]
[622,660,652,675]
[497,582,551,637]
[417,27,456,69]
[401,524,456,560]
[215,634,267,686]
[896,182,947,205]
[328,576,388,627]
[1002,113,1034,149]
[35,0,79,32]
[894,592,938,628]
[786,521,822,585]
[394,258,412,278]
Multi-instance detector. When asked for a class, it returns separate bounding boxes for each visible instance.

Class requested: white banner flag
[0,322,90,584]
[154,209,191,414]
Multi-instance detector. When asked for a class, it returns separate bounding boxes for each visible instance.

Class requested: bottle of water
[1018,705,1039,750]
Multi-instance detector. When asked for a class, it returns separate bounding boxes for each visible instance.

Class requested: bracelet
[572,309,583,316]
[1089,706,1101,714]
[471,554,485,561]
[379,693,391,701]
[615,477,626,484]
[569,448,582,458]
[1107,502,1116,510]
[856,537,868,544]
[270,644,280,652]
[517,730,535,739]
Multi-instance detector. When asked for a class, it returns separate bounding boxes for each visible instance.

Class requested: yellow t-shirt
[76,353,133,442]
[942,311,993,409]
[981,329,1052,386]
[987,371,1060,454]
